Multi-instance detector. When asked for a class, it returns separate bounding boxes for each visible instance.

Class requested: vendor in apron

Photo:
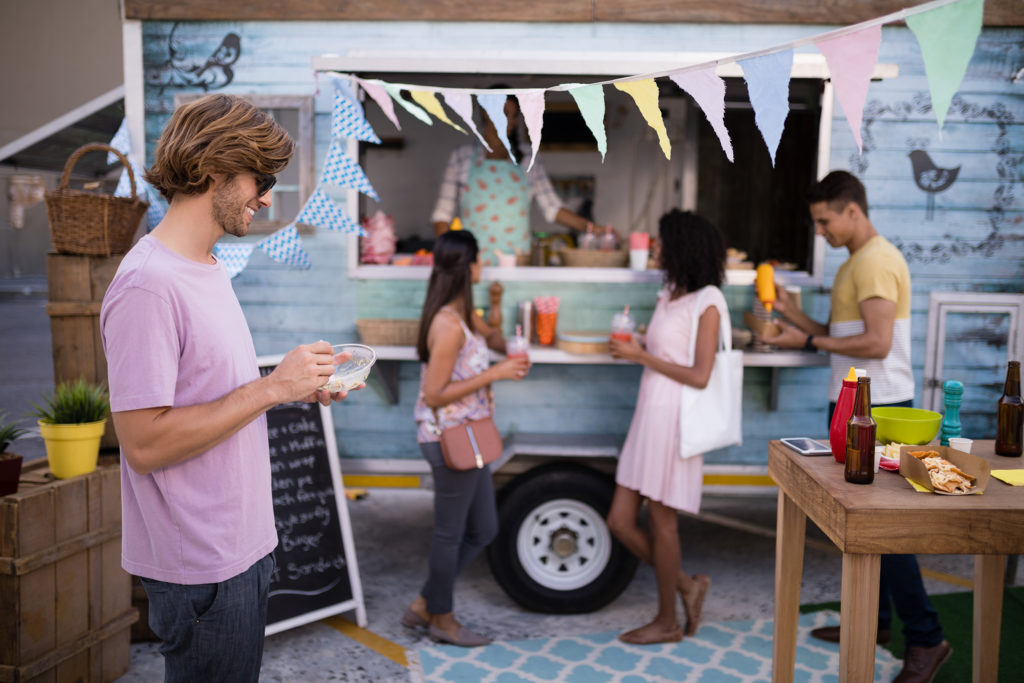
[430,93,609,265]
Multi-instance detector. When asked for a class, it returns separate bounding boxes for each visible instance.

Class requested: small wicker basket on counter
[355,318,420,346]
[561,248,628,268]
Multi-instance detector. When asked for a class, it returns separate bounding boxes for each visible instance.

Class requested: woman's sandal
[681,574,711,636]
[400,607,429,631]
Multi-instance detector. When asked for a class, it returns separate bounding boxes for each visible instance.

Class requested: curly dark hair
[658,209,725,294]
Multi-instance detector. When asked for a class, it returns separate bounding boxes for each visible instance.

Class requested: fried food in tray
[910,449,976,494]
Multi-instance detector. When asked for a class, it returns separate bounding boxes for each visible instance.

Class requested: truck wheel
[487,464,638,613]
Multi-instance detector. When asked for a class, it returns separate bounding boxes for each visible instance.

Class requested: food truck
[119,0,1022,611]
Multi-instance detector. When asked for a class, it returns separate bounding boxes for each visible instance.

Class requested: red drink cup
[506,335,530,359]
[610,331,633,343]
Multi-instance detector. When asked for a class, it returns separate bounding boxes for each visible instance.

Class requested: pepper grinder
[940,380,963,446]
[488,281,503,330]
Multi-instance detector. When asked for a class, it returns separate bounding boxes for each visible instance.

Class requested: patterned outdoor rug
[408,610,902,682]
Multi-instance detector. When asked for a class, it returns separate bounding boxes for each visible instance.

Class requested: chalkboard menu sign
[258,358,366,635]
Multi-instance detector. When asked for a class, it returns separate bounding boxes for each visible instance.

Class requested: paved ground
[0,280,986,682]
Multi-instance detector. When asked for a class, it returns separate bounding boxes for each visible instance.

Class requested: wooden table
[769,439,1024,682]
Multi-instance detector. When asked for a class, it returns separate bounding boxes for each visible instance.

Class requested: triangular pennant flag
[143,186,166,231]
[477,93,516,165]
[213,242,255,278]
[107,119,131,163]
[257,224,311,269]
[297,186,365,234]
[409,90,466,133]
[668,67,734,162]
[320,140,380,201]
[906,0,983,133]
[358,78,401,131]
[383,84,433,125]
[442,91,491,151]
[740,49,794,166]
[815,25,881,152]
[614,79,671,160]
[331,89,381,144]
[329,75,361,109]
[515,90,545,172]
[567,84,607,161]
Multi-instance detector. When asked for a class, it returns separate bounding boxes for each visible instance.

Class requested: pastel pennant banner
[567,83,607,161]
[107,120,131,165]
[331,89,381,143]
[297,186,365,234]
[515,90,546,172]
[668,67,733,163]
[815,25,882,152]
[477,93,516,165]
[740,49,794,166]
[614,79,671,160]
[358,78,401,131]
[383,83,433,125]
[320,140,380,201]
[906,0,983,133]
[257,224,311,269]
[213,242,255,279]
[108,120,166,230]
[442,91,491,151]
[409,90,466,133]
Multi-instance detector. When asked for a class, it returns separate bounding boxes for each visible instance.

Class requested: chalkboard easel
[258,356,367,635]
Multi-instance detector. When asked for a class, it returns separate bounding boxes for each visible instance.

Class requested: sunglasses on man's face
[254,173,277,196]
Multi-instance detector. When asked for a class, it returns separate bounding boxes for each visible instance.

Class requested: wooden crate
[0,458,137,683]
[45,253,123,451]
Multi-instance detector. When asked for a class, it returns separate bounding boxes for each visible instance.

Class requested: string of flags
[114,0,981,278]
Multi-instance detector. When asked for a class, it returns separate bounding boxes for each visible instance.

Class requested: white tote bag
[679,287,743,459]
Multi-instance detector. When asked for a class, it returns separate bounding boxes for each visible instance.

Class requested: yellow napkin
[905,477,931,493]
[991,469,1024,486]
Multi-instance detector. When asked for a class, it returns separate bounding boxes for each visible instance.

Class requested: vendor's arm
[430,146,469,236]
[771,283,828,337]
[609,307,719,388]
[766,296,895,358]
[530,160,614,236]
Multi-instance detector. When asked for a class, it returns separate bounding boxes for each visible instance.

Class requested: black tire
[487,463,638,613]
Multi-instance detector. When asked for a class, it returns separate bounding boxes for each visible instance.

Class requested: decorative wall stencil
[146,22,241,94]
[909,150,961,220]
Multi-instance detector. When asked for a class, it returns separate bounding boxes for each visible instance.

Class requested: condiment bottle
[578,222,597,250]
[845,376,876,484]
[830,367,860,463]
[598,225,617,251]
[939,380,963,446]
[755,263,776,312]
[996,360,1023,457]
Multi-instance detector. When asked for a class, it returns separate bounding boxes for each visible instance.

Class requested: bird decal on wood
[908,150,960,220]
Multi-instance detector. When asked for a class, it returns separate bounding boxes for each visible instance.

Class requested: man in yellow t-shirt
[766,171,951,683]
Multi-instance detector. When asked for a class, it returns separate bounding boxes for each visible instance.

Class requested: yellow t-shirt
[828,235,914,404]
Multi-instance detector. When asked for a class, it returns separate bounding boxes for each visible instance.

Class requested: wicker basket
[562,248,628,268]
[356,318,420,346]
[45,143,149,256]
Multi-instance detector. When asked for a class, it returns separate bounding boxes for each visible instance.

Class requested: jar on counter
[530,232,550,267]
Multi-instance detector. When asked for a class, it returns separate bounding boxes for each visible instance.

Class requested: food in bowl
[871,407,941,445]
[321,344,376,392]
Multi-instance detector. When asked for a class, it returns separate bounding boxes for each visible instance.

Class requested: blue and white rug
[409,610,902,682]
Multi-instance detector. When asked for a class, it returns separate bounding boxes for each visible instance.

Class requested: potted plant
[34,379,110,480]
[0,412,28,495]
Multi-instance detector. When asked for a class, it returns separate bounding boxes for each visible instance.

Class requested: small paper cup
[874,445,883,473]
[629,249,648,270]
[948,437,973,454]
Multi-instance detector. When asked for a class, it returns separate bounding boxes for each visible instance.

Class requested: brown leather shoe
[892,641,952,683]
[809,624,891,645]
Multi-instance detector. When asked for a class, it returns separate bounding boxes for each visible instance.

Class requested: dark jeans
[141,553,275,683]
[827,399,945,647]
[419,440,499,614]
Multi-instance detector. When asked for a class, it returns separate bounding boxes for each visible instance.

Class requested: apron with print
[460,147,530,266]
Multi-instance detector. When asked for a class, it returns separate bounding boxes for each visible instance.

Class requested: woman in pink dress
[607,210,728,644]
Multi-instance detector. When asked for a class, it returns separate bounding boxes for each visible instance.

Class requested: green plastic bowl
[871,407,942,445]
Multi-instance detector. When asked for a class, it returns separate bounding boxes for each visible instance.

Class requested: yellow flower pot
[38,419,107,479]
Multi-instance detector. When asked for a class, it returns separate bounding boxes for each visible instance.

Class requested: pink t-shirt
[100,235,277,584]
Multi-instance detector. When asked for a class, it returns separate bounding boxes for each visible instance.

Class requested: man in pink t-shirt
[101,94,358,682]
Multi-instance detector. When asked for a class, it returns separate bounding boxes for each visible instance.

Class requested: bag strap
[685,286,732,361]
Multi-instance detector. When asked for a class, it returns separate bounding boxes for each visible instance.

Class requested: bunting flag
[515,90,546,172]
[213,242,255,278]
[567,83,608,161]
[476,93,516,164]
[107,120,131,165]
[108,120,167,230]
[740,49,794,166]
[668,67,734,163]
[320,140,380,201]
[442,91,492,151]
[815,25,882,152]
[383,83,433,125]
[358,78,402,131]
[257,224,311,269]
[409,90,466,133]
[297,186,365,234]
[906,0,983,133]
[614,79,671,161]
[331,89,381,143]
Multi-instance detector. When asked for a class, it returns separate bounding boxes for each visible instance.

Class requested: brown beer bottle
[845,377,876,483]
[996,360,1023,457]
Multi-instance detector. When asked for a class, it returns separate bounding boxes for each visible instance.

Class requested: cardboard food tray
[898,445,990,495]
[743,310,780,338]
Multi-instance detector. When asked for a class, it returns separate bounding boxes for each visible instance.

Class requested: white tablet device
[780,437,832,456]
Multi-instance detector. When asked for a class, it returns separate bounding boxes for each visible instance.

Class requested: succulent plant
[34,379,110,425]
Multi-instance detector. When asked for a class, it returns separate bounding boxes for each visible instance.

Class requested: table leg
[772,490,806,682]
[839,553,880,683]
[973,555,1005,682]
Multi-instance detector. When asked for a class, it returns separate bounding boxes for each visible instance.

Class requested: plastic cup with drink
[610,305,636,343]
[534,296,560,346]
[506,325,530,360]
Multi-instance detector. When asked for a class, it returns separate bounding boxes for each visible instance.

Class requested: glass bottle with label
[845,377,876,484]
[996,360,1023,457]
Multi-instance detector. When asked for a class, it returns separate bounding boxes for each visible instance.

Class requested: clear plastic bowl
[321,343,376,392]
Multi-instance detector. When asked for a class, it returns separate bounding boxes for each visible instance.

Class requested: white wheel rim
[515,498,612,591]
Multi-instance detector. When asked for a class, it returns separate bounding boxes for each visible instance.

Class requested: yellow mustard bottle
[755,263,776,312]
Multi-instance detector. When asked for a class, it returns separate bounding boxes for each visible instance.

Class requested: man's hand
[772,281,796,319]
[763,319,811,350]
[267,341,339,404]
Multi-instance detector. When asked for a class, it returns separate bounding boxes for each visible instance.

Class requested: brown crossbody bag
[435,413,503,470]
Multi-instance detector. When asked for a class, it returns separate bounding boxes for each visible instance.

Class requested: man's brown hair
[145,94,294,201]
[806,170,869,218]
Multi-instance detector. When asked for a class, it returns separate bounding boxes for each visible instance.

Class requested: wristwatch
[803,334,815,351]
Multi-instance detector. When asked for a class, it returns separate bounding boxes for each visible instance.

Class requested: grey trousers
[419,441,499,614]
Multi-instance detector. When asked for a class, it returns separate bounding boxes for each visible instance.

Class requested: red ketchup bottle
[830,367,861,463]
